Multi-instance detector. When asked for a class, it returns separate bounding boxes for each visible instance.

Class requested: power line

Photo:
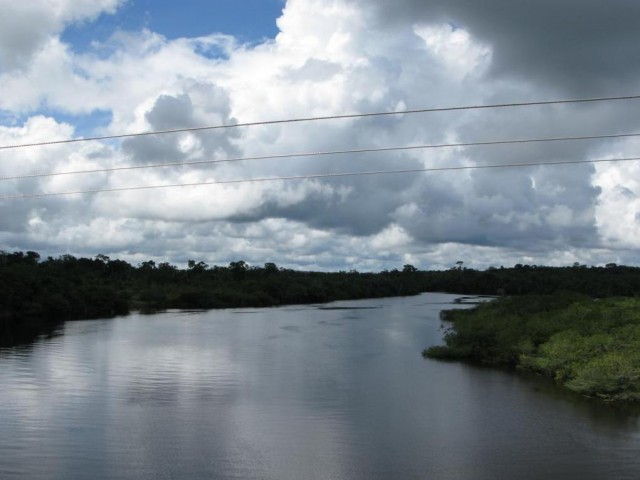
[1,155,638,201]
[1,94,639,151]
[2,131,638,181]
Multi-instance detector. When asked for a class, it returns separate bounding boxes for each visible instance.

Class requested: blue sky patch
[62,0,284,54]
[37,109,114,138]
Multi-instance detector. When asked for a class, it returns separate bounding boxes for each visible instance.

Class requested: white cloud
[370,224,412,251]
[594,140,640,250]
[413,24,491,79]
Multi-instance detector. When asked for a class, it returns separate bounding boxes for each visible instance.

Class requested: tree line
[3,250,640,347]
[0,251,424,346]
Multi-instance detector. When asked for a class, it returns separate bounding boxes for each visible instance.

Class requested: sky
[1,0,640,271]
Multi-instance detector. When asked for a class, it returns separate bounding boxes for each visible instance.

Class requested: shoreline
[424,294,640,405]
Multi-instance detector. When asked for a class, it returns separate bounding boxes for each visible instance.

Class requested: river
[1,293,639,479]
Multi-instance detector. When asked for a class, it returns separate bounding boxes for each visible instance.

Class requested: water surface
[1,293,639,479]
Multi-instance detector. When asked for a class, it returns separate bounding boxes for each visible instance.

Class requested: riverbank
[1,251,428,347]
[5,250,640,349]
[424,294,640,403]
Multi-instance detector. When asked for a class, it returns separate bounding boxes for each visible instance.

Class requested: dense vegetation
[425,295,640,403]
[418,262,640,297]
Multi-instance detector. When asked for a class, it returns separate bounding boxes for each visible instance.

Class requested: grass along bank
[424,294,640,403]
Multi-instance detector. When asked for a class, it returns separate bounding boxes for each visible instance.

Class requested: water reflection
[0,319,64,349]
[0,294,639,480]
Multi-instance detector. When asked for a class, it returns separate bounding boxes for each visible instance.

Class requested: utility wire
[1,155,639,201]
[1,94,639,151]
[2,131,638,181]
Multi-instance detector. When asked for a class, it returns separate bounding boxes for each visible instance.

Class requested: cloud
[0,0,124,71]
[1,0,639,269]
[122,84,240,167]
[356,0,640,95]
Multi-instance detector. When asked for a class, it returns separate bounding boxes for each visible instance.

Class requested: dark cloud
[359,0,640,95]
[398,160,600,250]
[121,84,242,172]
[0,202,37,234]
[145,94,197,131]
[233,177,405,236]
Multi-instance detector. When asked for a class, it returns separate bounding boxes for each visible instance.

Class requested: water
[1,293,639,479]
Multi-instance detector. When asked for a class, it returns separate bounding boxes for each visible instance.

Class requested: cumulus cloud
[357,0,640,95]
[0,0,124,71]
[1,0,639,269]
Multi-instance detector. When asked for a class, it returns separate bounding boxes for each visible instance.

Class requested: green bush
[426,296,640,403]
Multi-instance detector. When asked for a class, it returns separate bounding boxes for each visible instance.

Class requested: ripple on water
[1,295,640,480]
